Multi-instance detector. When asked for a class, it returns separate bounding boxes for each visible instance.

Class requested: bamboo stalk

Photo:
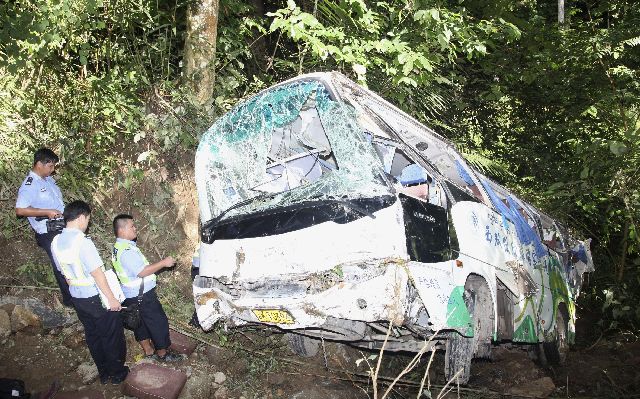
[0,284,59,291]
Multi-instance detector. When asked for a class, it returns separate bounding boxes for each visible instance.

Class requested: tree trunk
[247,0,267,75]
[617,220,629,282]
[183,0,219,105]
[558,0,565,25]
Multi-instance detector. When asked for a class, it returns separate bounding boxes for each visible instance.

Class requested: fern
[458,147,513,181]
[622,36,640,47]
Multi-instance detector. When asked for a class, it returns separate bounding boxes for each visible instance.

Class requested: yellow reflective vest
[51,233,95,287]
[111,241,156,288]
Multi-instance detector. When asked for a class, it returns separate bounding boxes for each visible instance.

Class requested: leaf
[474,43,487,54]
[609,141,628,155]
[137,150,153,163]
[580,167,590,179]
[622,36,640,47]
[352,63,366,75]
[548,182,565,191]
[133,132,146,143]
[582,106,598,117]
[437,34,449,49]
[402,58,414,76]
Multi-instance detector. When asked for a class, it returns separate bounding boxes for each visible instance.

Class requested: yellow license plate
[252,309,295,324]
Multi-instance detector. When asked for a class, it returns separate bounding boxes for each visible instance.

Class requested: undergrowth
[15,261,56,287]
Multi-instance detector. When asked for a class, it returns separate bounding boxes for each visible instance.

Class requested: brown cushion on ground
[121,363,187,399]
[55,389,105,399]
[169,329,197,356]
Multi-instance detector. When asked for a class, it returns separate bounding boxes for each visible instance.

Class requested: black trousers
[72,295,127,379]
[123,288,171,350]
[35,231,73,306]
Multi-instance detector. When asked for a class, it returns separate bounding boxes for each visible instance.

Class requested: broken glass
[195,81,391,223]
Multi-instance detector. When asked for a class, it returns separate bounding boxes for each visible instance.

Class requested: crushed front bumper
[193,262,409,331]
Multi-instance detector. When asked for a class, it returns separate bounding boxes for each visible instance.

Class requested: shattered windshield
[195,80,391,223]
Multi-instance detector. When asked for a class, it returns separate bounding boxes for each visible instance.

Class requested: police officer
[51,201,128,384]
[111,214,183,362]
[15,148,72,306]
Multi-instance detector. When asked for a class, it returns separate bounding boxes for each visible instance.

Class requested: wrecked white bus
[193,72,594,383]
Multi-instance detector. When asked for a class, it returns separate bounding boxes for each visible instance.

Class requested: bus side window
[397,164,445,207]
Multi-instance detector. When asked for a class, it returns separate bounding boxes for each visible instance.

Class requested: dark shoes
[100,366,129,385]
[153,351,185,362]
[110,372,128,385]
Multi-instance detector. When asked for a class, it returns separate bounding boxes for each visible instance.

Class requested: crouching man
[51,201,128,384]
[111,214,183,362]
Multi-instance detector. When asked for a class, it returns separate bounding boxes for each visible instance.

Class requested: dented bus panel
[193,72,594,383]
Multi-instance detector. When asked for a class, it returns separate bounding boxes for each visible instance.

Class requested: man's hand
[138,256,176,278]
[46,209,62,219]
[107,296,122,311]
[90,268,122,311]
[162,256,176,268]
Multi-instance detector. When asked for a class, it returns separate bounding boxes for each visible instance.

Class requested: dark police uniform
[51,228,128,382]
[16,171,72,305]
[112,238,171,351]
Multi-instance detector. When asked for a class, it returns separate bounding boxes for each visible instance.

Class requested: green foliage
[16,261,56,287]
[224,330,285,396]
[265,0,520,120]
[158,271,194,322]
[598,284,640,330]
[0,0,187,206]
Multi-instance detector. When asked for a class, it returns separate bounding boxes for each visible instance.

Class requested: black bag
[121,278,144,330]
[0,378,29,399]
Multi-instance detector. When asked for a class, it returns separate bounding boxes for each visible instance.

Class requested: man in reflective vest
[15,148,72,306]
[51,200,128,384]
[112,214,183,362]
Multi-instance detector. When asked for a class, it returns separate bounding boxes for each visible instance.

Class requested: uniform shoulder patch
[25,176,33,186]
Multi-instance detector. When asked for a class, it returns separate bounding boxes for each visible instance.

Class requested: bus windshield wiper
[203,191,284,232]
[326,197,376,219]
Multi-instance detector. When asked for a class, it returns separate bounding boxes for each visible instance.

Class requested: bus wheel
[445,329,473,384]
[444,285,476,384]
[544,308,568,365]
[471,279,493,360]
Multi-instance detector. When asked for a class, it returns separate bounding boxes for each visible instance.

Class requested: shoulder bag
[121,278,144,330]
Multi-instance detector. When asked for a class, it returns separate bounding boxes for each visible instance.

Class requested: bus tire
[445,329,473,384]
[444,283,476,384]
[444,276,493,384]
[470,278,493,360]
[543,307,568,365]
